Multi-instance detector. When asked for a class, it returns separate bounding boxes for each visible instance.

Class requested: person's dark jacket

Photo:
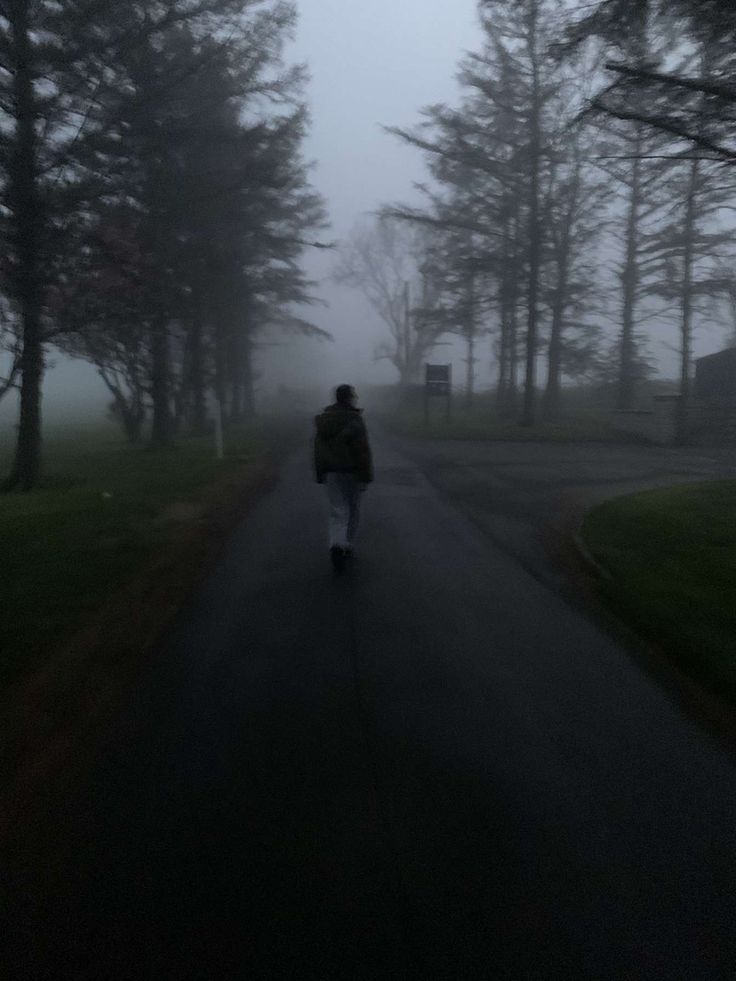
[314,404,373,485]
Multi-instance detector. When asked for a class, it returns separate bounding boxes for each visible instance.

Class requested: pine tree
[388,1,614,421]
[562,0,683,409]
[0,0,101,488]
[48,2,326,445]
[541,129,610,418]
[638,75,736,439]
[471,0,564,427]
[588,1,736,161]
[0,0,255,486]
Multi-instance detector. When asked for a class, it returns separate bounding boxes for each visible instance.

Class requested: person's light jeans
[326,472,363,550]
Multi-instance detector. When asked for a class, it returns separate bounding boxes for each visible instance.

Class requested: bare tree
[334,218,447,387]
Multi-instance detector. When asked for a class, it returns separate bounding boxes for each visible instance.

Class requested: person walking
[314,385,374,572]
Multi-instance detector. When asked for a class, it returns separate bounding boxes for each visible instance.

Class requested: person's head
[335,384,357,407]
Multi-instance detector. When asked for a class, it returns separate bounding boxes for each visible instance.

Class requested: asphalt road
[6,435,736,980]
[397,435,736,588]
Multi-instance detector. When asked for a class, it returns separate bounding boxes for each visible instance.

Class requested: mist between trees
[335,0,736,437]
[0,0,328,491]
[3,2,736,493]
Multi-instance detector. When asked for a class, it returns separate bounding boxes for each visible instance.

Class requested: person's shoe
[330,546,346,573]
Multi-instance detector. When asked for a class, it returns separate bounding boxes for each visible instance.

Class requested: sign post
[425,364,452,425]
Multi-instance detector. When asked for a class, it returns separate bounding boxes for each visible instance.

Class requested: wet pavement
[4,436,736,979]
[397,435,736,586]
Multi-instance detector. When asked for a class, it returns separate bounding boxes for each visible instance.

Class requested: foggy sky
[34,0,480,417]
[19,0,731,422]
[293,0,478,237]
[265,0,726,395]
[262,0,481,394]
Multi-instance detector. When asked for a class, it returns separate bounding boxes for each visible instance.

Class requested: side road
[392,433,736,740]
[392,434,736,588]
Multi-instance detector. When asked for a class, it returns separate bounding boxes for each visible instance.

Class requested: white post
[215,399,224,461]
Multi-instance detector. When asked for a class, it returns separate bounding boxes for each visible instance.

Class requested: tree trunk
[466,331,475,409]
[191,372,207,435]
[496,276,509,415]
[230,334,243,424]
[4,2,44,492]
[187,299,208,434]
[213,300,228,426]
[676,158,699,445]
[544,253,569,420]
[465,273,476,409]
[522,0,542,429]
[496,304,509,414]
[241,334,256,418]
[172,377,185,436]
[544,300,564,420]
[507,302,520,416]
[497,215,513,414]
[499,212,521,418]
[544,153,581,422]
[100,368,146,444]
[121,404,144,443]
[402,282,413,386]
[618,127,644,411]
[149,313,172,448]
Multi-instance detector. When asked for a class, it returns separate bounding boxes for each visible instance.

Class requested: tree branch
[589,98,736,162]
[604,62,736,103]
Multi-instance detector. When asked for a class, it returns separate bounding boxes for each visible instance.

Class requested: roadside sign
[425,364,452,423]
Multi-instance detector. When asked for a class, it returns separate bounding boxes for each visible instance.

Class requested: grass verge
[0,421,293,825]
[582,482,736,701]
[0,423,274,690]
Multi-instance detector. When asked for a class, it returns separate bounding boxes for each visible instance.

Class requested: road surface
[5,436,736,980]
[397,435,736,587]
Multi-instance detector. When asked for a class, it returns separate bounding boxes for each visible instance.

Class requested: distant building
[694,348,736,443]
[695,348,736,405]
[610,349,736,446]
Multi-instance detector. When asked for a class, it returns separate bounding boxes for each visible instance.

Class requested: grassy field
[0,422,269,689]
[582,482,736,699]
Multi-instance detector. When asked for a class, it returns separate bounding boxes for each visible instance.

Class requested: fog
[224,0,484,402]
[4,5,736,971]
[27,0,479,422]
[3,0,734,438]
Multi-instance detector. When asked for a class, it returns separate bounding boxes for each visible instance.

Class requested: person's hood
[314,403,362,439]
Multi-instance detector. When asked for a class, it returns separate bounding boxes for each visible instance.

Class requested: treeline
[342,0,736,438]
[0,0,327,491]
